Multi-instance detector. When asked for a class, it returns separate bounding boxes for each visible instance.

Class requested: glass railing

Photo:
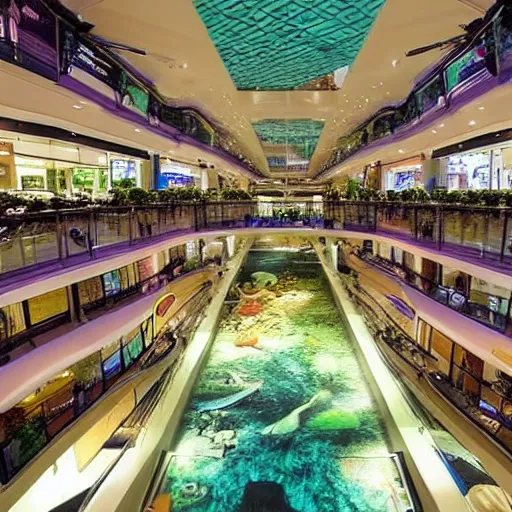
[358,251,509,333]
[4,201,512,278]
[0,281,212,484]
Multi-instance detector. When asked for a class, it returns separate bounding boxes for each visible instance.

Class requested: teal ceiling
[194,0,386,90]
[253,119,324,172]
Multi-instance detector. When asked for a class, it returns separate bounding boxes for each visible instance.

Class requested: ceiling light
[398,149,404,154]
[365,98,369,103]
[478,106,485,110]
[181,63,188,69]
[432,129,437,134]
[392,59,398,67]
[379,82,384,86]
[79,100,87,105]
[372,85,376,89]
[73,104,83,110]
[135,128,141,133]
[439,123,445,128]
[469,120,476,127]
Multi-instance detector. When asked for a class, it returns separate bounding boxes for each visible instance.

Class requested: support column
[147,153,159,190]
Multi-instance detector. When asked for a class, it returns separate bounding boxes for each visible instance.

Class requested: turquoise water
[162,251,412,511]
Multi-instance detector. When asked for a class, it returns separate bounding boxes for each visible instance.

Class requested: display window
[27,288,69,326]
[122,330,144,368]
[430,328,453,376]
[384,165,422,191]
[102,270,122,297]
[110,158,140,188]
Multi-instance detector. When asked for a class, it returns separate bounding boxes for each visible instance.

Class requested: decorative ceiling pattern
[194,0,386,90]
[252,119,324,173]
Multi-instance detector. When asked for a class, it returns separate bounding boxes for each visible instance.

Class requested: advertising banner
[66,32,122,90]
[445,44,487,92]
[10,0,58,79]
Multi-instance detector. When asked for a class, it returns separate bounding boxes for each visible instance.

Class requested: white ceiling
[59,0,494,176]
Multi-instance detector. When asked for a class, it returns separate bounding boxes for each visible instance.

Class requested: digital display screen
[103,270,121,297]
[102,351,121,380]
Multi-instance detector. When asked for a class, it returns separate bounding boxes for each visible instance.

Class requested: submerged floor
[161,250,413,511]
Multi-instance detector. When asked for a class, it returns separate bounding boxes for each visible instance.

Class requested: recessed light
[398,149,404,154]
[372,85,376,89]
[73,104,83,110]
[181,63,188,69]
[439,123,445,128]
[135,128,141,133]
[79,100,87,105]
[469,120,476,127]
[392,59,398,67]
[365,98,369,103]
[478,106,485,110]
[432,129,437,134]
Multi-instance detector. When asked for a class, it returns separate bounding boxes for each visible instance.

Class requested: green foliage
[345,177,361,201]
[385,190,399,202]
[109,187,129,206]
[183,256,201,272]
[127,187,150,204]
[323,186,342,201]
[219,187,253,201]
[70,353,101,385]
[117,178,136,189]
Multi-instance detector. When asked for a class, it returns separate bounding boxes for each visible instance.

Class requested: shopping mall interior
[2,0,512,511]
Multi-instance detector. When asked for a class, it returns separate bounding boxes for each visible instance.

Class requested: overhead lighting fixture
[392,59,398,67]
[135,128,141,133]
[73,104,84,110]
[439,123,445,128]
[432,129,437,134]
[469,120,476,127]
[478,106,485,110]
[398,149,404,154]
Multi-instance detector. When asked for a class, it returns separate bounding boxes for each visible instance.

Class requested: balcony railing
[358,251,509,333]
[3,201,512,278]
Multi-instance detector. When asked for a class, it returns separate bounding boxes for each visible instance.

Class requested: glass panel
[102,351,122,381]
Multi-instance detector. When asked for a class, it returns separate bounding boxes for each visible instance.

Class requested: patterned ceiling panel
[252,119,324,173]
[194,0,386,90]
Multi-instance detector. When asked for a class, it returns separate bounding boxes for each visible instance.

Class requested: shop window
[417,319,431,351]
[138,257,155,283]
[392,247,404,266]
[453,345,484,379]
[481,386,503,412]
[430,328,453,376]
[0,303,26,342]
[122,331,144,368]
[27,288,69,326]
[78,276,104,307]
[102,270,122,298]
[403,252,415,271]
[102,350,122,382]
[21,175,44,190]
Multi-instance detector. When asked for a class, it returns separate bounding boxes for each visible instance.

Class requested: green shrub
[386,190,399,202]
[127,187,149,204]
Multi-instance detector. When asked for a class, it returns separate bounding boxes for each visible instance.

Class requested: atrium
[1,0,512,511]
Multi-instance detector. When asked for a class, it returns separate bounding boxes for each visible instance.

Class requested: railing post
[18,233,26,268]
[63,215,70,259]
[128,208,133,246]
[500,211,509,263]
[342,202,346,230]
[436,206,443,251]
[413,206,418,240]
[193,203,199,231]
[373,203,378,232]
[56,212,63,261]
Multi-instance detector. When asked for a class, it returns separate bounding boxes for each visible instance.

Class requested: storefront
[382,157,424,191]
[110,157,142,188]
[156,159,198,189]
[1,135,111,196]
[436,142,512,191]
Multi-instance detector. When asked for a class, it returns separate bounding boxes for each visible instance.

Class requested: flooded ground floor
[159,248,413,511]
